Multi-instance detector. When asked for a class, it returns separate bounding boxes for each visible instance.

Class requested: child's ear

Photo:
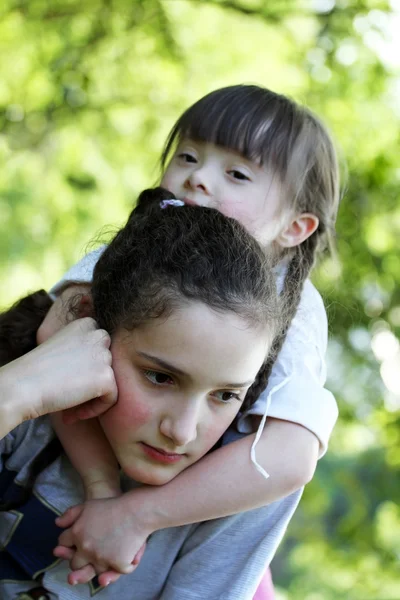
[276,213,319,248]
[76,294,94,319]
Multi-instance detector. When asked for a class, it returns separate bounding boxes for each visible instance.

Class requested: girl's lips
[140,442,185,464]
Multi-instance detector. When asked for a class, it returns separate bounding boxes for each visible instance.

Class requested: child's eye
[177,152,197,164]
[144,370,174,386]
[212,390,242,404]
[228,169,250,181]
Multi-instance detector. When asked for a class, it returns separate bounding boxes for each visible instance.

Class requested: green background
[1,1,399,597]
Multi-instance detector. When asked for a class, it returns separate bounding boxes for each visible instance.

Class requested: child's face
[99,302,270,486]
[161,140,287,246]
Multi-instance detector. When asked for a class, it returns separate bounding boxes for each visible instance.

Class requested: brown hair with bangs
[161,84,342,407]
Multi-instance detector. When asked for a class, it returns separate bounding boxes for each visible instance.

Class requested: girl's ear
[76,294,94,319]
[276,213,319,248]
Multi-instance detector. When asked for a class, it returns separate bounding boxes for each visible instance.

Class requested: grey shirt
[0,418,301,600]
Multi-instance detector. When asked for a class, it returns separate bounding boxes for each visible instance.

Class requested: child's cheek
[201,421,229,454]
[105,388,153,435]
[160,172,173,191]
[119,398,152,428]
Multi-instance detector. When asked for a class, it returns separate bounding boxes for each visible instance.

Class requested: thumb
[55,504,84,528]
[98,571,123,587]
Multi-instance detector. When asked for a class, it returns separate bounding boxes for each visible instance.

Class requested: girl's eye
[228,169,250,181]
[178,152,197,164]
[212,390,242,404]
[144,370,174,386]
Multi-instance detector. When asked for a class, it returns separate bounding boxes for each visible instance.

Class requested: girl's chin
[121,462,183,486]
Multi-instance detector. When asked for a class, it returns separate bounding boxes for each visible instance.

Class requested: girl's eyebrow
[136,351,186,376]
[136,351,254,388]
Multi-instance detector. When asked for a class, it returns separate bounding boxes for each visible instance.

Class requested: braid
[243,234,319,411]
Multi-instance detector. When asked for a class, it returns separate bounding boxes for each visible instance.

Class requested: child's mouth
[140,442,185,464]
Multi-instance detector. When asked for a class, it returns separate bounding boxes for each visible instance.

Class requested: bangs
[162,85,302,174]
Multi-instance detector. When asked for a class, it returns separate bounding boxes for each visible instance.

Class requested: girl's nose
[185,167,211,195]
[160,401,200,447]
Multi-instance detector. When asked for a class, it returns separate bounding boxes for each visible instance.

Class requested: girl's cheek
[105,387,153,432]
[202,419,232,451]
[206,405,240,446]
[220,201,252,230]
[117,399,152,428]
[160,172,171,189]
[110,358,153,429]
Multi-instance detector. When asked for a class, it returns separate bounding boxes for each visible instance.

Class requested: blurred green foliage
[1,1,399,598]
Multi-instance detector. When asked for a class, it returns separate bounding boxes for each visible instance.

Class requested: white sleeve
[49,247,106,298]
[159,490,302,600]
[237,279,338,458]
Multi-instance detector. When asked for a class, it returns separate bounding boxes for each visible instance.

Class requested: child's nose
[160,401,201,447]
[185,167,212,195]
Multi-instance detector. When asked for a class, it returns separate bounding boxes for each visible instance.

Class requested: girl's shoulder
[300,279,326,317]
[50,246,107,297]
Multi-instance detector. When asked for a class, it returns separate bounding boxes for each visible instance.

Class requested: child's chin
[123,462,183,486]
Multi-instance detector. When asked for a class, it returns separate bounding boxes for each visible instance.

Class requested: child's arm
[0,318,117,438]
[55,418,318,586]
[51,415,121,500]
[37,276,122,500]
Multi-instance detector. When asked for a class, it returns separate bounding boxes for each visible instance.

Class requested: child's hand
[14,317,118,421]
[54,496,151,586]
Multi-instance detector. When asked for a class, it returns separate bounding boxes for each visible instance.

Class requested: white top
[51,248,338,463]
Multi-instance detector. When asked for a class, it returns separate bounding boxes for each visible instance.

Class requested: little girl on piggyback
[39,84,341,591]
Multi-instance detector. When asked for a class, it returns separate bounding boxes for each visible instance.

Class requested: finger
[57,529,75,548]
[110,563,135,575]
[98,571,123,587]
[75,396,116,420]
[56,505,84,529]
[70,554,93,571]
[132,541,147,565]
[53,546,75,560]
[68,564,97,586]
[73,400,102,421]
[77,316,98,335]
[97,327,112,349]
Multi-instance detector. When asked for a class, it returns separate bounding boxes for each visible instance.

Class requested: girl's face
[99,302,270,486]
[161,140,288,246]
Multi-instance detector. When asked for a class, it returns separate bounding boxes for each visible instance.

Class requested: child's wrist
[121,487,172,533]
[0,363,37,430]
[84,480,122,500]
[82,470,122,500]
[1,383,19,433]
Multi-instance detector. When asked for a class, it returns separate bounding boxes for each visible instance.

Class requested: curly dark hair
[0,187,284,509]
